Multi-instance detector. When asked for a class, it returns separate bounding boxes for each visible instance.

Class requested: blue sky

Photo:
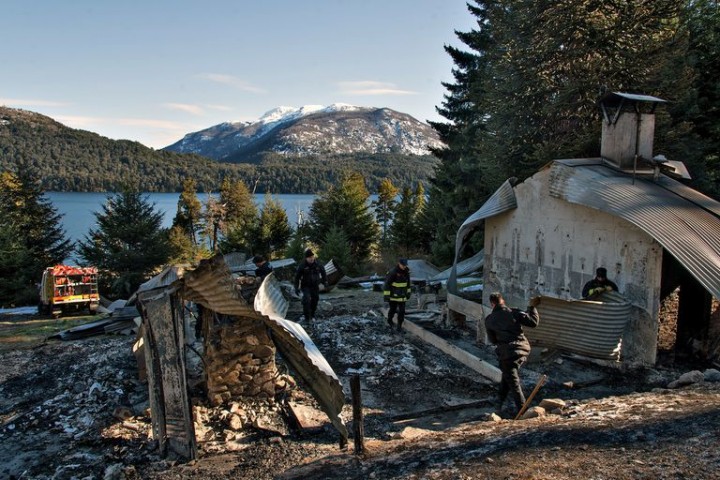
[0,1,477,149]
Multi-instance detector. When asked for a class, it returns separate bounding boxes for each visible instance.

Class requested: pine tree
[219,178,258,253]
[249,194,292,258]
[389,187,418,257]
[307,172,379,269]
[423,0,690,264]
[0,167,73,303]
[319,226,353,274]
[173,178,203,246]
[0,224,35,306]
[372,178,399,247]
[77,188,170,298]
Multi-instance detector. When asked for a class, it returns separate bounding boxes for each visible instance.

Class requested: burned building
[449,93,720,366]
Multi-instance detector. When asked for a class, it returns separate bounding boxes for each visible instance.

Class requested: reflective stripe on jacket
[383,266,411,302]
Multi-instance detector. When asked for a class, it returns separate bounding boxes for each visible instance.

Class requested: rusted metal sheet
[549,160,720,298]
[139,255,348,441]
[181,256,259,317]
[526,291,632,360]
[253,276,349,441]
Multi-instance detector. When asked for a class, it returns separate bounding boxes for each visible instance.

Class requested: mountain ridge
[0,106,439,193]
[164,104,443,162]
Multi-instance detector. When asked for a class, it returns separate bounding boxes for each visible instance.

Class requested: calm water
[47,192,317,247]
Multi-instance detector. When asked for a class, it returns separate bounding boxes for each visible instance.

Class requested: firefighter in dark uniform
[294,249,327,322]
[383,258,411,332]
[485,292,540,416]
[582,267,619,298]
[253,255,273,280]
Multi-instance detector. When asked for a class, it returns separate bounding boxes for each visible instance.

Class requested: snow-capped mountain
[164,104,443,161]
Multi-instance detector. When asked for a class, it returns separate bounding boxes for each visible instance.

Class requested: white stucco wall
[483,168,663,364]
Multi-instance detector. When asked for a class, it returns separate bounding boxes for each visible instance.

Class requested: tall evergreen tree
[0,167,73,304]
[372,178,399,247]
[219,178,258,253]
[423,0,691,264]
[77,188,170,298]
[0,169,73,272]
[389,187,419,257]
[319,226,353,275]
[249,194,292,259]
[173,178,203,246]
[0,224,35,306]
[307,171,379,269]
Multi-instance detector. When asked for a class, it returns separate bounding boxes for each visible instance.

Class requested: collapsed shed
[133,255,348,460]
[448,93,720,366]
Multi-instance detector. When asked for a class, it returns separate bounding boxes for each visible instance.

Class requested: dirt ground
[1,289,719,480]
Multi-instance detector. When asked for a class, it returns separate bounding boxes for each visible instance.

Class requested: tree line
[4,1,720,305]
[419,0,720,265]
[0,165,425,305]
[0,107,436,193]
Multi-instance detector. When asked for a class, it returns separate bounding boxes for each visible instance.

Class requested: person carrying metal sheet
[485,292,540,416]
[294,249,327,322]
[383,258,411,332]
[582,267,619,298]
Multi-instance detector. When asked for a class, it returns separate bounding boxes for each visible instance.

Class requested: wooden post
[350,374,365,455]
[515,374,548,420]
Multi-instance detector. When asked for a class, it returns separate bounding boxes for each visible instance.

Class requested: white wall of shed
[483,169,663,365]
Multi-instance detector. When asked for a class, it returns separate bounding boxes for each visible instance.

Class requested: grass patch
[0,314,105,351]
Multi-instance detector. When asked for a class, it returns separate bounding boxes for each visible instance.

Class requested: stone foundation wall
[203,316,277,406]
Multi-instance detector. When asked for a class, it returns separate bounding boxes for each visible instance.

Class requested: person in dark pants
[253,255,273,280]
[294,249,327,322]
[484,292,540,416]
[582,267,619,298]
[383,258,411,332]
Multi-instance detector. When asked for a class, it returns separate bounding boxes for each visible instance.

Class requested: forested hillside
[0,107,436,193]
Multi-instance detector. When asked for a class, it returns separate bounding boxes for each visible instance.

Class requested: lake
[47,191,318,248]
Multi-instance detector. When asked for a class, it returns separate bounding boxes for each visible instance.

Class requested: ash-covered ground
[1,289,719,479]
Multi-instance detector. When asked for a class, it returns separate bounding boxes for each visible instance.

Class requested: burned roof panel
[549,161,720,298]
[526,292,632,360]
[448,179,516,294]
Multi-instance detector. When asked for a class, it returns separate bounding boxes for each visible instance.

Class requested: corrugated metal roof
[253,277,348,440]
[549,161,720,298]
[432,249,484,282]
[526,291,632,360]
[448,179,517,294]
[406,259,441,282]
[137,255,348,440]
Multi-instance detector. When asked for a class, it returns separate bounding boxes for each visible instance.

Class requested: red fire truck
[39,265,100,317]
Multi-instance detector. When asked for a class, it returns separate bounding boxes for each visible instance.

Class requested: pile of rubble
[2,289,720,479]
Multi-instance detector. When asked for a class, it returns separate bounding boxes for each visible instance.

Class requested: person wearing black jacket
[383,258,411,332]
[253,255,273,280]
[484,292,540,416]
[294,249,327,322]
[582,267,619,298]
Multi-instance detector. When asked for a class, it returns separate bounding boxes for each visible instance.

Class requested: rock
[703,368,720,382]
[112,407,133,420]
[228,414,243,431]
[254,344,275,359]
[667,370,704,389]
[486,412,502,422]
[103,463,124,480]
[520,406,546,420]
[539,398,566,411]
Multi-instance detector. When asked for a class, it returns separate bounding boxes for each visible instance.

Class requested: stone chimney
[599,92,666,171]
